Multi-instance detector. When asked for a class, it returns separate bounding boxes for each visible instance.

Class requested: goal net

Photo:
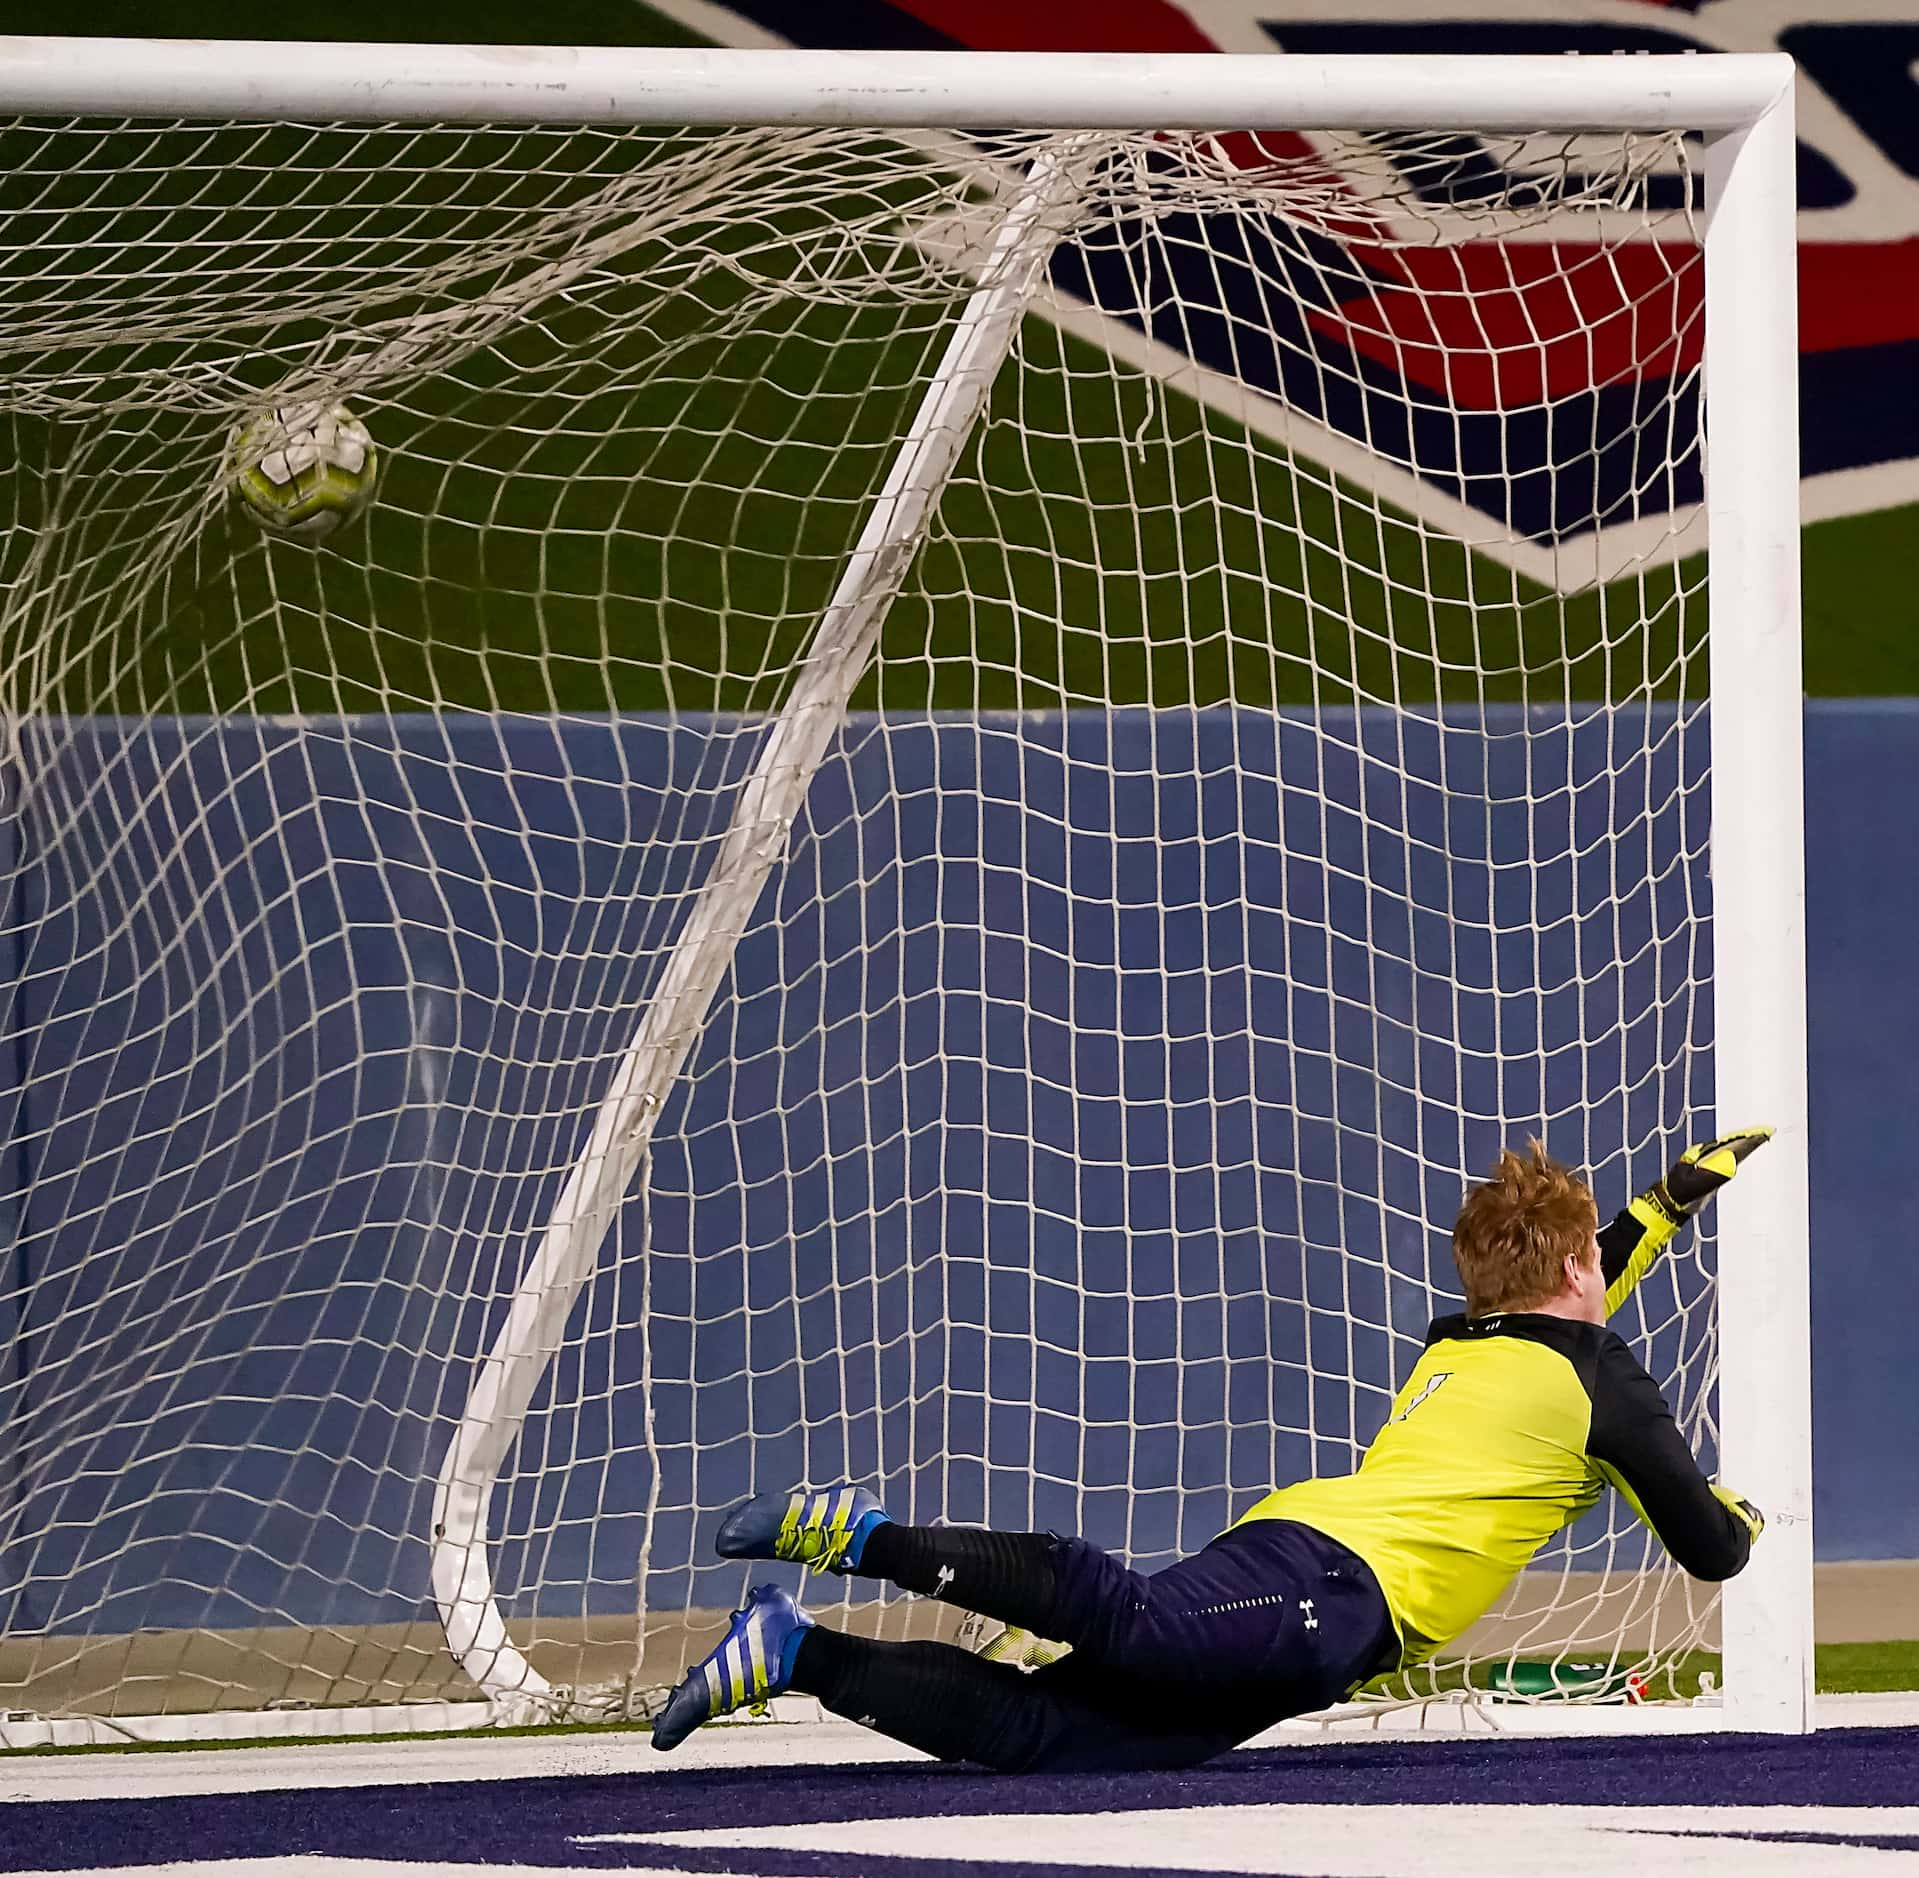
[0,46,1806,1743]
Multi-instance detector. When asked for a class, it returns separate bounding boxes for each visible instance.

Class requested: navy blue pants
[1012,1520,1395,1771]
[796,1518,1397,1773]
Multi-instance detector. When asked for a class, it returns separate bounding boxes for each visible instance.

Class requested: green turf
[1587,1640,1919,1703]
[2,126,1707,723]
[1813,1639,1919,1694]
[1802,501,1919,695]
[69,316,1693,721]
[1629,1638,1919,1701]
[1367,1637,1919,1708]
[9,0,1902,712]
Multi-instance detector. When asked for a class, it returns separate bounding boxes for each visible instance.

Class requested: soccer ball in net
[230,401,379,541]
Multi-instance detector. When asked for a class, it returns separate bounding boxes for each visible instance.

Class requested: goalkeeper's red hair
[1453,1140,1600,1319]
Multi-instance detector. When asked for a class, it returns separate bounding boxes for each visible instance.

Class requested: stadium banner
[651,0,1919,550]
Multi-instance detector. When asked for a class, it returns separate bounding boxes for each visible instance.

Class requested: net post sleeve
[428,142,1091,1708]
[1702,80,1814,1736]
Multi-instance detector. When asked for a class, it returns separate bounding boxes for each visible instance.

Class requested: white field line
[603,1801,1919,1878]
[1032,271,1711,593]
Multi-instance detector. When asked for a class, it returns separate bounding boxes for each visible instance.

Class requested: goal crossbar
[0,40,1793,134]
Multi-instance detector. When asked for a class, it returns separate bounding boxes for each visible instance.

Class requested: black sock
[857,1524,1064,1637]
[789,1627,1054,1773]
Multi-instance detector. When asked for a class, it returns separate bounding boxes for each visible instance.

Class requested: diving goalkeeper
[654,1129,1770,1770]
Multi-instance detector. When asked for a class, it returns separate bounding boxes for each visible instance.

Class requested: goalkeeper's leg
[786,1630,1273,1774]
[649,1580,1269,1769]
[716,1488,1394,1723]
[790,1519,1396,1773]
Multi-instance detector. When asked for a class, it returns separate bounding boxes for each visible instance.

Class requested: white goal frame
[0,39,1812,1742]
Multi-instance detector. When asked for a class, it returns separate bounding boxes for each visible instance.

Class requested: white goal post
[0,41,1809,1743]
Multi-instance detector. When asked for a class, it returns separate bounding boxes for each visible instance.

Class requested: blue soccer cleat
[652,1583,814,1752]
[715,1484,890,1575]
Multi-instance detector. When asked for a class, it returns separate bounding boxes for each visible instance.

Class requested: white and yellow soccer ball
[231,401,379,541]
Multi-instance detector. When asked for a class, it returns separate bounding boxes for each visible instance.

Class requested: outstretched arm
[1586,1336,1763,1581]
[1599,1126,1774,1316]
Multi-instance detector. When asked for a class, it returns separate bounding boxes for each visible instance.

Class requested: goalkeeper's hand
[954,1611,1071,1672]
[1712,1485,1765,1544]
[1643,1125,1774,1226]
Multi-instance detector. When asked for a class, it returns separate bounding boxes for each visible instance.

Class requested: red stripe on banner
[880,0,1214,52]
[873,0,1919,395]
[1800,239,1919,357]
[1311,244,1702,410]
[1310,236,1919,410]
[888,0,1704,49]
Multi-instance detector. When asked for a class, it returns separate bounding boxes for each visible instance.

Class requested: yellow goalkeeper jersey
[1234,1205,1753,1666]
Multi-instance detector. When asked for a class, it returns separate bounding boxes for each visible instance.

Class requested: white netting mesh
[0,112,1717,1729]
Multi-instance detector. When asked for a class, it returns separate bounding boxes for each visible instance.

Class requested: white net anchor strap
[427,139,1098,1706]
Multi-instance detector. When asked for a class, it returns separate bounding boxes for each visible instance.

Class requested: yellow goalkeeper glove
[1643,1125,1775,1226]
[1712,1485,1765,1544]
[954,1611,1071,1672]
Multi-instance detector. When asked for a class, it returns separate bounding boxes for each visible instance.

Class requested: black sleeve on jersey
[1596,1207,1648,1288]
[1584,1333,1751,1582]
